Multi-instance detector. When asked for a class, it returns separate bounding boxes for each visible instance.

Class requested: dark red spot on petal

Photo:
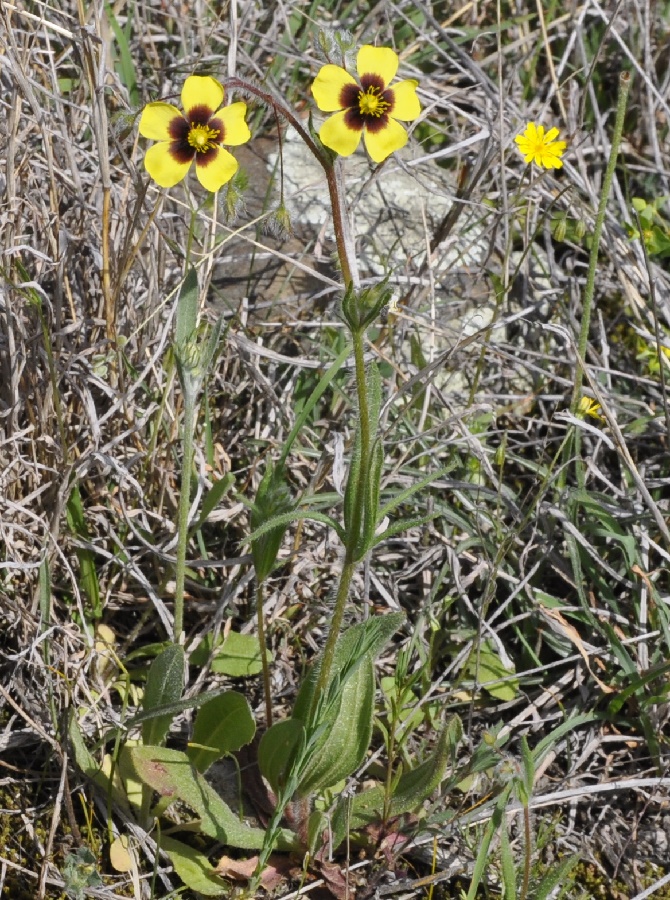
[340,82,361,110]
[195,145,220,169]
[364,113,390,134]
[343,108,365,132]
[169,140,195,165]
[360,73,385,93]
[188,104,213,126]
[168,117,190,142]
[208,117,225,143]
[382,89,395,115]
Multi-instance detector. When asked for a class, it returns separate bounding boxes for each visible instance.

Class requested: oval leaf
[160,835,228,897]
[258,718,305,795]
[187,691,255,773]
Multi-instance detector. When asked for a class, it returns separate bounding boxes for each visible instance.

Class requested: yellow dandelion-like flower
[514,122,566,170]
[311,45,421,163]
[138,75,251,192]
[578,397,604,421]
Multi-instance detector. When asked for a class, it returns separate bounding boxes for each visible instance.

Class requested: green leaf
[500,817,517,900]
[535,853,580,900]
[377,464,455,522]
[190,472,235,535]
[465,786,513,900]
[388,716,461,816]
[250,464,293,584]
[187,691,255,773]
[247,508,345,545]
[126,745,296,850]
[66,485,102,619]
[292,612,405,724]
[199,315,225,378]
[216,631,268,677]
[359,438,384,560]
[296,656,375,797]
[343,424,363,538]
[258,718,305,794]
[329,715,462,849]
[103,2,139,106]
[159,835,228,896]
[142,645,185,746]
[278,342,351,470]
[175,268,199,348]
[468,641,518,701]
[68,714,110,793]
[190,632,271,677]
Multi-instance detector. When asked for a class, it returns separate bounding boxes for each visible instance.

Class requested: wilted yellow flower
[514,122,566,170]
[311,45,421,163]
[578,396,604,421]
[139,75,250,192]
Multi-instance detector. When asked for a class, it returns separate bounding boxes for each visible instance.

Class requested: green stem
[173,388,197,643]
[520,803,532,900]
[559,71,631,491]
[256,581,273,727]
[225,77,366,716]
[309,558,356,718]
[310,328,370,713]
[570,71,631,415]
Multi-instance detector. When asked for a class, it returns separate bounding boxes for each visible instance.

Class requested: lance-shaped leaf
[250,463,294,584]
[142,644,185,747]
[292,612,405,723]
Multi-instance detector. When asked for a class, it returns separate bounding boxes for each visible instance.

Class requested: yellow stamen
[187,124,220,153]
[358,86,389,118]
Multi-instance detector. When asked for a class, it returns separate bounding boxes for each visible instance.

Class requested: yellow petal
[388,79,421,121]
[211,102,251,146]
[319,110,363,157]
[181,75,224,119]
[364,117,408,162]
[139,103,184,140]
[195,146,239,192]
[144,141,192,187]
[545,127,560,142]
[357,45,398,88]
[311,64,357,112]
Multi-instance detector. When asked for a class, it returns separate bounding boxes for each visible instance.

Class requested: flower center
[187,123,220,153]
[358,86,389,118]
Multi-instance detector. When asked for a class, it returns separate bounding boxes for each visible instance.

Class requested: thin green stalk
[173,389,197,643]
[520,804,532,900]
[225,75,367,715]
[309,328,371,713]
[559,71,631,491]
[309,558,356,718]
[570,71,631,415]
[256,582,273,727]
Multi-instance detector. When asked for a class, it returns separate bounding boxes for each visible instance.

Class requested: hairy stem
[256,581,273,727]
[173,389,197,643]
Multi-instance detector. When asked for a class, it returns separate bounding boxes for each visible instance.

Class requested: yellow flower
[311,45,421,163]
[139,75,250,192]
[514,122,566,170]
[578,396,604,421]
